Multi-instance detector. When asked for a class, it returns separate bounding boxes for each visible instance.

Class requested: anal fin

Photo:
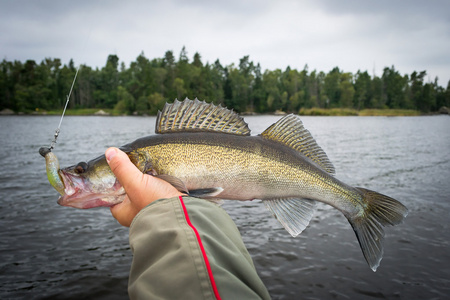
[263,198,317,237]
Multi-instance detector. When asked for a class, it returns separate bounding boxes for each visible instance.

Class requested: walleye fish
[42,98,407,271]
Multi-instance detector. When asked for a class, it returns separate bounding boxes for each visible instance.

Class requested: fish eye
[74,162,88,174]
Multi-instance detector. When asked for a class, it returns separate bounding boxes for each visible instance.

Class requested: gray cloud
[1,0,449,85]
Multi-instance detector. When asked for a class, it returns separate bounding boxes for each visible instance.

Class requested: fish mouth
[57,170,125,209]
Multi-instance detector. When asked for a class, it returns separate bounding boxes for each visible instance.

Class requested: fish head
[57,155,125,209]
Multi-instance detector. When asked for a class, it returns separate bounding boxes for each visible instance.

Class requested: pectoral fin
[263,198,317,237]
[155,175,189,194]
[188,187,224,198]
[154,173,224,202]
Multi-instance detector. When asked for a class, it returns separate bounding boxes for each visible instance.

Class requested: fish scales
[127,132,363,213]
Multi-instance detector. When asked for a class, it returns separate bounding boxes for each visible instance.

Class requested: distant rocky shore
[0,109,15,115]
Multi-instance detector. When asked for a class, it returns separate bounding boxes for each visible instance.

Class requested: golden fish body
[128,132,361,216]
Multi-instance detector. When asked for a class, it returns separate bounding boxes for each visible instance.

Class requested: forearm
[128,196,270,300]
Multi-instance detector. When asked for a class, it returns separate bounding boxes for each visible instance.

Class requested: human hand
[106,147,184,227]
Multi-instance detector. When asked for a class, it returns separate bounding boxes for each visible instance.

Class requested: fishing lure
[40,65,80,194]
[39,147,65,195]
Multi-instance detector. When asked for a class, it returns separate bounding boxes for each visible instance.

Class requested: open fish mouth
[57,170,125,209]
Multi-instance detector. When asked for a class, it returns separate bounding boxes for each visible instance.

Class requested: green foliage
[299,107,359,116]
[114,86,135,114]
[1,49,448,114]
[358,109,420,116]
[148,92,165,114]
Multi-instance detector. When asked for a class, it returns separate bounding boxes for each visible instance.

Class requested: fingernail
[105,148,117,163]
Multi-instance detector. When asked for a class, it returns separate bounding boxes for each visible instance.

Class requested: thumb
[105,147,184,227]
[105,147,144,198]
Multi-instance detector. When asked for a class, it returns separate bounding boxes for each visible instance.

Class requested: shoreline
[1,107,447,117]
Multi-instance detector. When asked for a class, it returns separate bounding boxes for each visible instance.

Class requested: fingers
[110,196,138,227]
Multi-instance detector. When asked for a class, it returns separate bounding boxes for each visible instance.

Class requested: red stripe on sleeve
[178,196,222,300]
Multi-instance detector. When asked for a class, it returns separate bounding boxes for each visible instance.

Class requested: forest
[1,47,449,115]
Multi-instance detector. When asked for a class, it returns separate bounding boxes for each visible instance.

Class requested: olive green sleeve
[128,196,271,300]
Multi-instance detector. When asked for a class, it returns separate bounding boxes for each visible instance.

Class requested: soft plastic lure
[39,147,65,195]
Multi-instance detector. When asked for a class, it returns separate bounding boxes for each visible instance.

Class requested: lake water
[0,114,449,299]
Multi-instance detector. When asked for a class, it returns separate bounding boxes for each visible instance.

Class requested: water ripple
[1,115,449,299]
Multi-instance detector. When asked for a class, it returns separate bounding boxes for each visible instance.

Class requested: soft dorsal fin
[261,114,335,174]
[156,98,251,136]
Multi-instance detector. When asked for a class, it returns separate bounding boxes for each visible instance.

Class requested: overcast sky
[1,0,449,86]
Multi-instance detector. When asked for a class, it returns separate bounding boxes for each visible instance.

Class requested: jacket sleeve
[128,196,271,300]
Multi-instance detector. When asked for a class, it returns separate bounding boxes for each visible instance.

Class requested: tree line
[1,47,449,114]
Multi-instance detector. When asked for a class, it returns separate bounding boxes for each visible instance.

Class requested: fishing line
[46,23,93,152]
[40,15,93,191]
[50,65,80,150]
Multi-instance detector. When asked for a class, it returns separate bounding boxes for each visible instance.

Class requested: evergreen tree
[0,50,447,114]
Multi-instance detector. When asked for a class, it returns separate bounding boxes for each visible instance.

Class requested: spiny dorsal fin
[156,98,250,135]
[261,114,335,174]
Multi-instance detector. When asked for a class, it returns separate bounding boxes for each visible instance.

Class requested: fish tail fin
[349,188,408,272]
